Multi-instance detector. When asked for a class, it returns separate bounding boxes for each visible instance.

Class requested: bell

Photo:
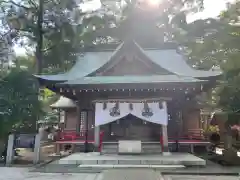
[129,103,133,111]
[109,102,120,117]
[142,102,153,117]
[103,102,107,110]
[159,102,163,109]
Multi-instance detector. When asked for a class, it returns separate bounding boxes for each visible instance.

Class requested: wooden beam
[92,97,172,103]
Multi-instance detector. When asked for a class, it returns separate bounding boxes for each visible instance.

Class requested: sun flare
[147,0,162,6]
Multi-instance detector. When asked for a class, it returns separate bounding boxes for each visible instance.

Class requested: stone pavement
[0,167,99,180]
[163,175,239,180]
[100,169,162,180]
[0,167,239,180]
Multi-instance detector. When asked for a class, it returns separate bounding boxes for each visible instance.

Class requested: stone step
[102,143,162,154]
[142,143,162,154]
[102,144,118,154]
[78,164,185,169]
[79,158,188,165]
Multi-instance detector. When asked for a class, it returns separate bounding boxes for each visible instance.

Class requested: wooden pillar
[94,126,100,148]
[162,125,170,155]
[162,101,171,155]
[76,102,81,133]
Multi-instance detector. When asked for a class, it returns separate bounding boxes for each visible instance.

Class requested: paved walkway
[0,167,239,180]
[0,167,98,180]
[164,175,239,180]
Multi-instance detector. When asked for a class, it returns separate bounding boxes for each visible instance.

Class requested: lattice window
[59,111,65,123]
[80,111,87,132]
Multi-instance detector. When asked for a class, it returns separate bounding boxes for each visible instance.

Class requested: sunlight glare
[147,0,162,6]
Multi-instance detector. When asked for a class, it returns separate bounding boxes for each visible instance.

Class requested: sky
[14,0,234,55]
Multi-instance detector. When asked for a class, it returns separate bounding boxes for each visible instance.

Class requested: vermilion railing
[160,135,164,152]
[99,131,104,152]
[59,130,95,141]
[57,129,104,152]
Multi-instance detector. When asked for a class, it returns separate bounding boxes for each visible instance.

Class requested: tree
[165,0,240,111]
[0,69,42,137]
[167,1,240,149]
[0,0,108,73]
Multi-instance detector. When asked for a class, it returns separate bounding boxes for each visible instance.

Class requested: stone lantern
[50,96,76,130]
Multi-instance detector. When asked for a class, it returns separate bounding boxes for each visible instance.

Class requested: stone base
[162,152,171,156]
[58,152,206,167]
[118,140,141,154]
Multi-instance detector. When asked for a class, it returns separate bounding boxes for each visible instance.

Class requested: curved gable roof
[143,49,222,78]
[35,41,222,82]
[34,43,124,81]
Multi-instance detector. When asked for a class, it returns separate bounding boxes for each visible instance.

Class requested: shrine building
[36,3,221,154]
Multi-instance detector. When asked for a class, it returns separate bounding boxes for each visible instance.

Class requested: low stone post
[33,134,41,164]
[6,134,15,166]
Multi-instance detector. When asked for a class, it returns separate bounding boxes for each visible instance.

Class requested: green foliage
[0,69,42,137]
[169,1,240,112]
[0,0,108,73]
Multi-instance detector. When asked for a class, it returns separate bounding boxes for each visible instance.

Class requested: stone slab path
[0,167,99,180]
[99,169,163,180]
[0,167,239,180]
[164,175,239,180]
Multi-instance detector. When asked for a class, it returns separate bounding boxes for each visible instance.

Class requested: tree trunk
[35,0,43,74]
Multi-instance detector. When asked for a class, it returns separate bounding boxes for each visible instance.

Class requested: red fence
[58,129,95,141]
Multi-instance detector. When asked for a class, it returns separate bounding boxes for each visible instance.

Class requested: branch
[0,0,31,10]
[41,44,58,53]
[27,0,38,9]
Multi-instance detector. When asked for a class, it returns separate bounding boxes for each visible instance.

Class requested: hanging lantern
[159,102,163,109]
[142,102,153,117]
[129,103,133,111]
[103,102,107,110]
[110,102,120,117]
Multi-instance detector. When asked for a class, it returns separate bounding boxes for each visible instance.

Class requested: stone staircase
[101,142,162,154]
[142,142,162,154]
[102,142,118,154]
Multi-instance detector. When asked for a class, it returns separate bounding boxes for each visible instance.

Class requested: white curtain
[131,102,168,126]
[95,103,129,126]
[95,102,168,126]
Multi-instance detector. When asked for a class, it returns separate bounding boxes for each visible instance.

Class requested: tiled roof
[61,75,205,85]
[35,41,221,83]
[34,50,118,81]
[143,49,222,78]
